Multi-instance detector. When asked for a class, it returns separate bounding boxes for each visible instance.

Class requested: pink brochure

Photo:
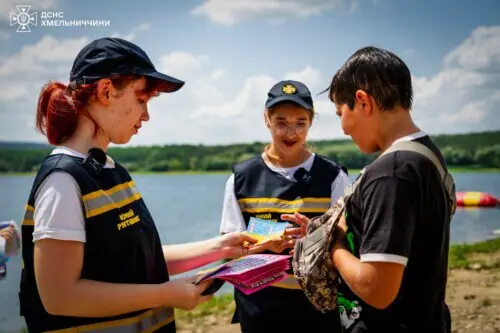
[232,272,288,295]
[195,254,291,295]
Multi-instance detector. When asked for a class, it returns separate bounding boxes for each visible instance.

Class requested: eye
[136,91,150,105]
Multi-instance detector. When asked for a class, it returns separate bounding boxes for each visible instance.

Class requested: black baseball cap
[69,37,184,93]
[265,80,314,110]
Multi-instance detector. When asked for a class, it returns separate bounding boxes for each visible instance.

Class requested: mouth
[133,124,141,133]
[282,139,298,147]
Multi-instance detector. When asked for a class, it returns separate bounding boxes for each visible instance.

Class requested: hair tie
[68,81,78,91]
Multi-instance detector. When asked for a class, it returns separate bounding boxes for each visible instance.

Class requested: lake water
[0,172,499,332]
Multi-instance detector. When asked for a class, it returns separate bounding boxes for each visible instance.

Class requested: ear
[355,90,372,116]
[308,111,315,127]
[95,79,115,106]
[264,112,271,129]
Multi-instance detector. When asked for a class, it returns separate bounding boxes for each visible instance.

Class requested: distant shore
[133,167,500,175]
[1,167,500,177]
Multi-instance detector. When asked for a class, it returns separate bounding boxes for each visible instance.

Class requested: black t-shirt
[337,135,452,333]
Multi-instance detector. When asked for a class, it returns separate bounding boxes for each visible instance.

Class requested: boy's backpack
[292,140,456,312]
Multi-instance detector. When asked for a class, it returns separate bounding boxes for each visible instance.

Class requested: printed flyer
[194,254,291,295]
[243,217,290,245]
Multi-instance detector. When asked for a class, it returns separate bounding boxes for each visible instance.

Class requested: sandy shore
[176,241,500,333]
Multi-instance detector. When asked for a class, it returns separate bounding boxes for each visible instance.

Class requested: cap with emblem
[69,37,184,93]
[265,80,314,110]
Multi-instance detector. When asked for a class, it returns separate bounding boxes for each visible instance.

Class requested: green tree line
[0,130,499,173]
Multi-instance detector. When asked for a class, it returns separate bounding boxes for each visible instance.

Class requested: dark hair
[326,46,413,111]
[35,75,162,145]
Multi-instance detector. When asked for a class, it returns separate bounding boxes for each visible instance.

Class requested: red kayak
[456,192,499,207]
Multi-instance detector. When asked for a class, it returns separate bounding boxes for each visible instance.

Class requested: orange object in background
[456,192,499,207]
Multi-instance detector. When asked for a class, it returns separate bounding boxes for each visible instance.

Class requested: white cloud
[180,65,343,143]
[169,25,500,144]
[0,22,154,103]
[190,79,226,105]
[439,92,500,125]
[0,35,89,77]
[126,55,342,146]
[158,52,210,78]
[191,0,362,26]
[0,81,29,101]
[189,66,325,119]
[111,23,150,42]
[283,66,323,91]
[156,51,222,105]
[210,68,226,81]
[0,0,58,21]
[443,26,500,72]
[190,75,276,118]
[1,25,499,146]
[411,25,500,133]
[0,35,90,102]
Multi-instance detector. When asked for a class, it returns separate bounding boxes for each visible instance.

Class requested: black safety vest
[231,154,345,332]
[19,153,175,333]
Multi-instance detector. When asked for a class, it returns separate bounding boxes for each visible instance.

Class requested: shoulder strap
[343,167,366,198]
[383,141,454,198]
[383,141,445,178]
[344,141,456,217]
[382,140,456,216]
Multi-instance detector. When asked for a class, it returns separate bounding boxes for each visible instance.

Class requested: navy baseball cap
[69,37,184,93]
[265,80,314,110]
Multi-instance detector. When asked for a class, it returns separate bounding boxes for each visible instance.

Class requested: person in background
[0,221,19,279]
[219,80,350,333]
[19,37,296,333]
[288,46,454,333]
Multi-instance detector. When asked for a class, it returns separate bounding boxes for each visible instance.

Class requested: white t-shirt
[219,153,351,233]
[32,147,115,243]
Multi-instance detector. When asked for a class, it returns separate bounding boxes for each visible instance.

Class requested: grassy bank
[175,294,236,332]
[449,237,500,269]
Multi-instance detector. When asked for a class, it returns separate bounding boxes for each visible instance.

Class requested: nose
[142,106,150,122]
[285,126,298,138]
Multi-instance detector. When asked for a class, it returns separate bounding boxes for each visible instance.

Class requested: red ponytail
[36,82,79,146]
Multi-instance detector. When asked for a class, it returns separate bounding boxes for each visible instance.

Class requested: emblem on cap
[282,83,297,94]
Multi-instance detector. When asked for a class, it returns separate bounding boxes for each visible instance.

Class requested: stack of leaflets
[243,217,290,245]
[194,254,291,295]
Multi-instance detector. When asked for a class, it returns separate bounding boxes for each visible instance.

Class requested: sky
[0,0,499,146]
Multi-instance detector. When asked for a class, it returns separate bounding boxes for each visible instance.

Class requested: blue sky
[0,0,499,146]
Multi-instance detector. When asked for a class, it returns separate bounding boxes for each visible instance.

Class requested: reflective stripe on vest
[46,307,174,333]
[238,197,331,214]
[22,205,34,226]
[272,274,301,290]
[82,180,142,218]
[20,181,143,223]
